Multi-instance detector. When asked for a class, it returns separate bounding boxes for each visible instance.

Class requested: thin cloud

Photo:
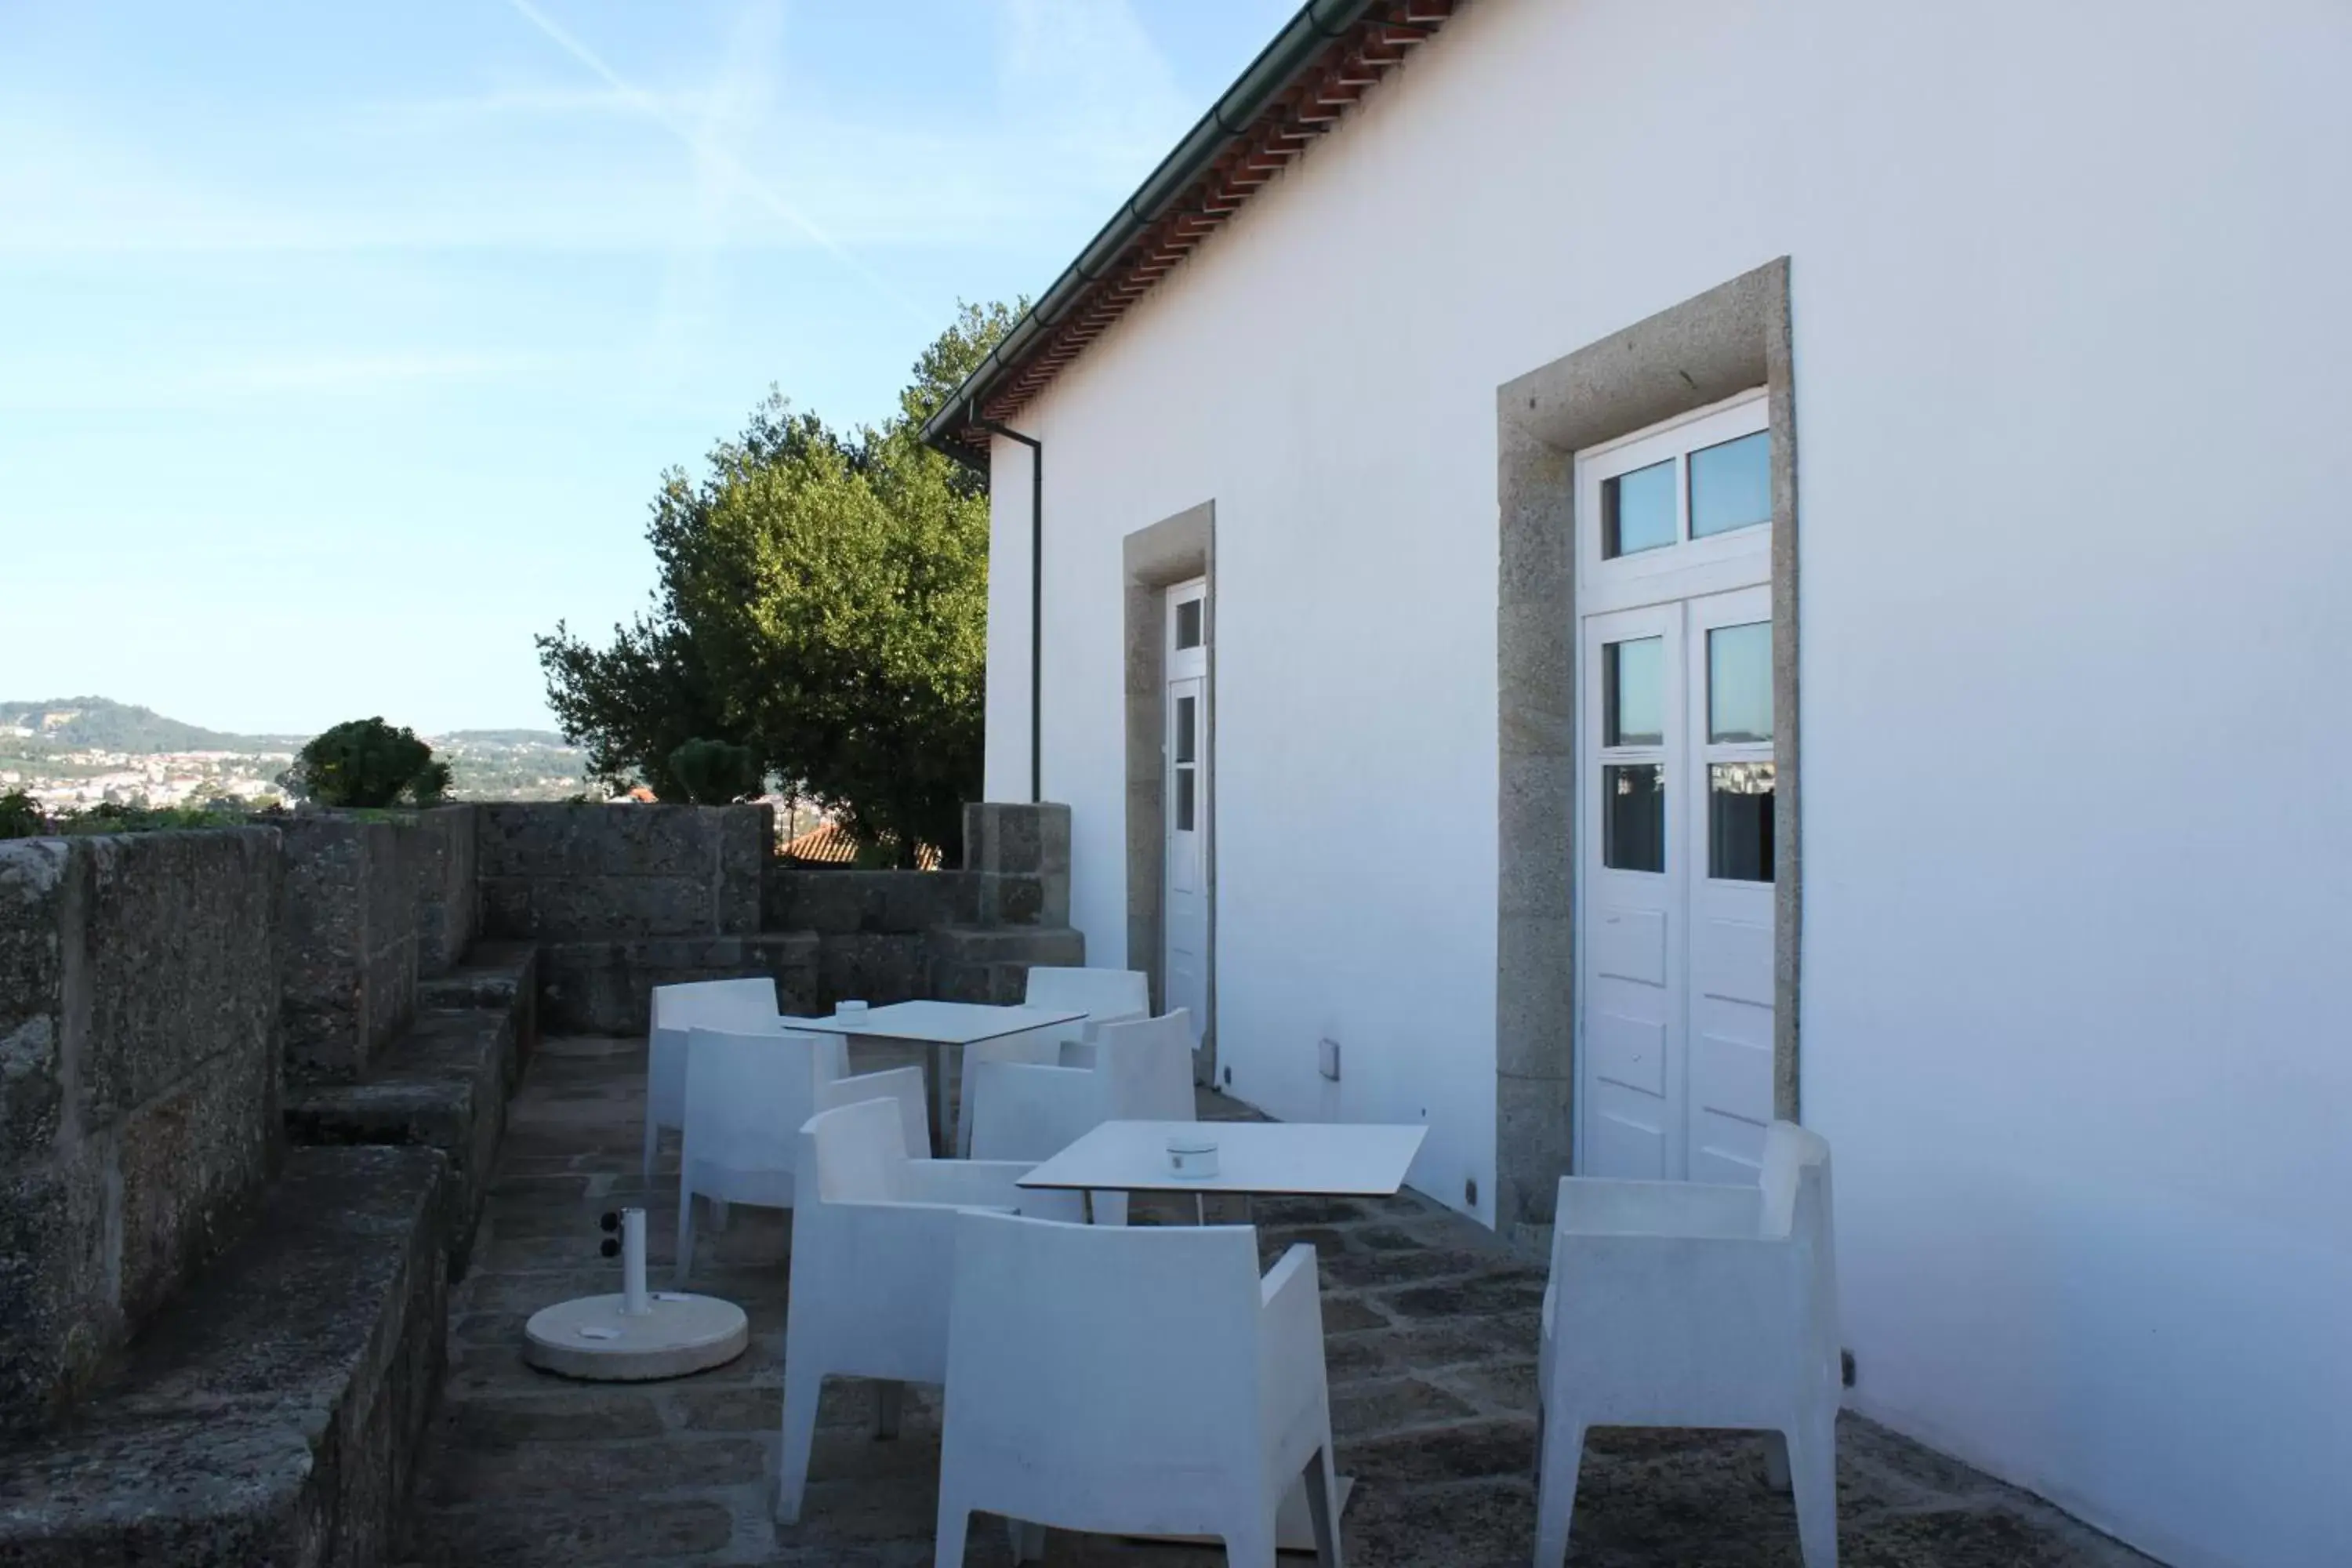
[998,0,1199,179]
[359,83,719,129]
[644,0,787,387]
[500,0,927,319]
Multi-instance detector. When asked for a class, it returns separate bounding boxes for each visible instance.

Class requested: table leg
[928,1041,953,1158]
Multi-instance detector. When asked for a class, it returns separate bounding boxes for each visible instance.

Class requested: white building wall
[1786,6,2352,1566]
[979,2,2352,1564]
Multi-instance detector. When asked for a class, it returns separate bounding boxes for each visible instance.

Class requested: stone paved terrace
[398,1036,2159,1568]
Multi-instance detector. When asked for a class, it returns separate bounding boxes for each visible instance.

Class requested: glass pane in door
[1689,430,1770,538]
[1708,761,1774,881]
[1706,622,1772,742]
[1603,459,1677,557]
[1602,763,1665,872]
[1604,637,1664,746]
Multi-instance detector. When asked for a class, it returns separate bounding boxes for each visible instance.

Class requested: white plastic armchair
[1536,1121,1841,1568]
[1023,964,1149,1025]
[673,1027,925,1286]
[965,1008,1196,1225]
[776,1096,1083,1525]
[1027,964,1151,1066]
[644,978,781,1175]
[949,965,1151,1156]
[934,1210,1341,1567]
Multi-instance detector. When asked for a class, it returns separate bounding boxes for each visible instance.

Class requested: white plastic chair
[777,1096,1084,1525]
[1535,1121,1841,1568]
[1022,964,1150,1022]
[674,1027,926,1286]
[966,1008,1196,1225]
[644,978,781,1175]
[933,1210,1341,1567]
[950,965,1151,1156]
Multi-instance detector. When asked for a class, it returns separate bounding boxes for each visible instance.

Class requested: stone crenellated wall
[412,804,479,978]
[763,867,976,1009]
[488,800,1085,1032]
[761,865,980,935]
[924,802,1083,1005]
[533,932,822,1036]
[279,814,423,1083]
[960,800,1073,928]
[0,828,285,1435]
[477,803,768,942]
[478,804,783,1034]
[753,806,1083,1013]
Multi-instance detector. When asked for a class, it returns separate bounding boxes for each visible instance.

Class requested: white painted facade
[977,3,2352,1565]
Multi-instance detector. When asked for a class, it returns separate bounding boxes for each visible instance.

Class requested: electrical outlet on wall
[1317,1037,1341,1081]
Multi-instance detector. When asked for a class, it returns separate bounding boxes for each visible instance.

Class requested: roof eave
[920,0,1460,459]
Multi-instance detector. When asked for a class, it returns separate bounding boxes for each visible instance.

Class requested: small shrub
[664,738,764,804]
[0,789,47,839]
[280,718,452,808]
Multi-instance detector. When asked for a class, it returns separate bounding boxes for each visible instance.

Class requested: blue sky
[0,0,1293,735]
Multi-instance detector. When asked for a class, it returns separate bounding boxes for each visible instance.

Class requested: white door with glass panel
[1164,581,1209,1042]
[1575,392,1777,1182]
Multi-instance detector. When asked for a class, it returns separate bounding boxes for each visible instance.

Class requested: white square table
[793,1000,1086,1156]
[1018,1118,1428,1216]
[1019,1117,1428,1550]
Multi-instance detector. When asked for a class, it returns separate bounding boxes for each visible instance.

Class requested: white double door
[1578,584,1776,1183]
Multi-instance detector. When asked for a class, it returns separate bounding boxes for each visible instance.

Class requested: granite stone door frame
[1123,501,1217,1081]
[1493,257,1799,1233]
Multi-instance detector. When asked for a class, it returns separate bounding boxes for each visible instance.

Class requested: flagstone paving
[397,1036,2159,1567]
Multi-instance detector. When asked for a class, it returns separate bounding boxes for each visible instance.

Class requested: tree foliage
[665,738,764,805]
[538,300,1018,863]
[0,789,43,839]
[280,717,451,808]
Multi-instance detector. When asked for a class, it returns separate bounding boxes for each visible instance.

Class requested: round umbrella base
[521,1292,748,1381]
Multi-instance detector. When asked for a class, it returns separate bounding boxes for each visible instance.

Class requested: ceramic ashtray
[1166,1134,1219,1178]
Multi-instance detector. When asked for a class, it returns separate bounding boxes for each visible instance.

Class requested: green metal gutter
[920,0,1390,459]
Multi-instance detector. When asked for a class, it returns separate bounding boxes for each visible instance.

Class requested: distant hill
[0,701,580,761]
[0,699,590,802]
[0,697,299,753]
[434,728,572,749]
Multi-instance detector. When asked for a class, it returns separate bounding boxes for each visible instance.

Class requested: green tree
[537,301,1017,863]
[0,789,45,839]
[280,718,452,808]
[665,738,764,804]
[537,615,737,802]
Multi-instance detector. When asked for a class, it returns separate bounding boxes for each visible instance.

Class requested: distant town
[0,698,593,811]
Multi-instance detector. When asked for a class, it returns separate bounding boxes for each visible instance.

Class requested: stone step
[285,1007,514,1281]
[415,941,538,1088]
[288,941,538,1279]
[0,1145,447,1568]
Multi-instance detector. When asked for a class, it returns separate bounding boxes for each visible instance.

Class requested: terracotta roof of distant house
[920,0,1461,457]
[779,821,945,871]
[780,821,858,864]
